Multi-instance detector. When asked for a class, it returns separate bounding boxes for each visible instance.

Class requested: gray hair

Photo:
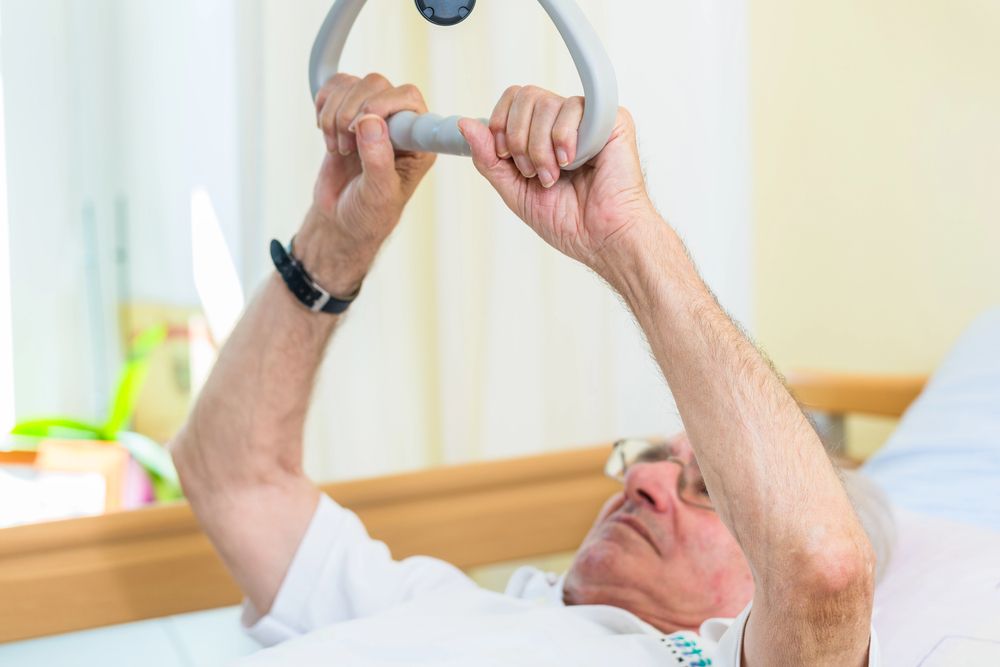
[839,467,897,583]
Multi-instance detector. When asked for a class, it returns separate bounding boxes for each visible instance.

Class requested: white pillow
[864,307,1000,531]
[874,508,1000,666]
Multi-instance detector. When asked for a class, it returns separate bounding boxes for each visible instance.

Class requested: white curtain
[246,0,752,480]
[0,8,11,433]
[0,0,750,480]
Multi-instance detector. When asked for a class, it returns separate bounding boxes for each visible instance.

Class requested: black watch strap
[270,238,359,315]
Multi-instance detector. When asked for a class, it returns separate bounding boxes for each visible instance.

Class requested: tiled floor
[0,607,260,666]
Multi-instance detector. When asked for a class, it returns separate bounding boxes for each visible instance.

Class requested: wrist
[596,214,703,310]
[294,207,379,297]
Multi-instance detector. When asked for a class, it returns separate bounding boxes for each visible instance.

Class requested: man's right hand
[295,73,436,297]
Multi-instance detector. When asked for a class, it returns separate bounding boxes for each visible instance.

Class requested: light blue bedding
[864,307,1000,532]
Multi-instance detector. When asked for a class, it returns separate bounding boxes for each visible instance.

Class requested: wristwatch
[270,238,359,315]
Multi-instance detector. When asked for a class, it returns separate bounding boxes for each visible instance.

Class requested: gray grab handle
[387,112,475,157]
[309,0,618,171]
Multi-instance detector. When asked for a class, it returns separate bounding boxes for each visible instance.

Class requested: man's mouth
[611,513,661,556]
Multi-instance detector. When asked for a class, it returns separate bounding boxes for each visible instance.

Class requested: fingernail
[514,156,536,179]
[538,170,556,189]
[496,132,510,158]
[556,148,569,167]
[338,135,351,155]
[359,116,384,142]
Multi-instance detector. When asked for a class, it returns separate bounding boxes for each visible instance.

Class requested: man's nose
[624,460,683,512]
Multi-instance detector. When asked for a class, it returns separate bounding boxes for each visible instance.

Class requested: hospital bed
[2,302,999,666]
[0,373,924,644]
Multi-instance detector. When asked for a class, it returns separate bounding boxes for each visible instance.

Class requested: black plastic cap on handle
[415,0,476,26]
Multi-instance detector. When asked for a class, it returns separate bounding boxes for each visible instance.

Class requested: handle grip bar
[309,0,618,171]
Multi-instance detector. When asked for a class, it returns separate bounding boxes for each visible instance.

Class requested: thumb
[459,118,521,195]
[355,114,399,196]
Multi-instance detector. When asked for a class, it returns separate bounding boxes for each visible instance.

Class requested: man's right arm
[170,74,436,615]
[170,271,334,614]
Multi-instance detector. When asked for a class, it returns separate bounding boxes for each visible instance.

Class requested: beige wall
[751,1,1000,454]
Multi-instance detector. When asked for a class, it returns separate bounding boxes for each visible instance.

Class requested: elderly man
[171,74,881,666]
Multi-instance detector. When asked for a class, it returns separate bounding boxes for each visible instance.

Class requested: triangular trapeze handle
[309,0,618,171]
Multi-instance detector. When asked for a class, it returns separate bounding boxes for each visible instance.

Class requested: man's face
[563,434,754,632]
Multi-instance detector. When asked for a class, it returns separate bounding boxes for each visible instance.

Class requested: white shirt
[238,495,880,666]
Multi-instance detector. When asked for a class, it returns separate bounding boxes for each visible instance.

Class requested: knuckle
[330,72,358,89]
[507,128,529,155]
[320,105,337,133]
[528,143,551,166]
[489,112,507,132]
[363,72,390,88]
[502,85,522,100]
[552,125,575,146]
[539,96,562,116]
[336,107,355,130]
[399,83,426,110]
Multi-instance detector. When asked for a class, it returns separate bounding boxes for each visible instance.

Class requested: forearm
[174,276,335,490]
[599,217,873,589]
[171,227,366,611]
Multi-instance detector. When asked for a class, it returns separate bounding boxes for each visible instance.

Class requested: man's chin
[565,539,635,603]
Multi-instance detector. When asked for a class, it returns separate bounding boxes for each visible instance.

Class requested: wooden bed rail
[0,445,618,643]
[787,371,928,418]
[0,371,931,644]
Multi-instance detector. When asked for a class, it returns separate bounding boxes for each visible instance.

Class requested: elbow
[791,535,876,620]
[167,424,209,501]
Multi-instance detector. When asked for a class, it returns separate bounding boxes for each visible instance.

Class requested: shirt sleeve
[711,604,883,667]
[242,493,475,647]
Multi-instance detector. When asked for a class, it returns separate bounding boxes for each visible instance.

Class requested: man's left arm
[459,89,874,667]
[598,220,875,666]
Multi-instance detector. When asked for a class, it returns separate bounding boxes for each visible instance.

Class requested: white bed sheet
[0,607,259,667]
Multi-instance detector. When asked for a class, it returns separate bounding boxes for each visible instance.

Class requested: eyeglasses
[605,438,715,511]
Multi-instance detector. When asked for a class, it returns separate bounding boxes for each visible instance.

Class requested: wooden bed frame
[0,372,928,644]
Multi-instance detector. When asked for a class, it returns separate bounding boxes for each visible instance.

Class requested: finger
[459,118,523,203]
[348,84,430,150]
[336,73,392,156]
[506,87,541,179]
[552,96,585,169]
[489,86,521,160]
[527,94,565,189]
[319,74,360,154]
[354,83,429,121]
[314,74,349,119]
[354,114,400,201]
